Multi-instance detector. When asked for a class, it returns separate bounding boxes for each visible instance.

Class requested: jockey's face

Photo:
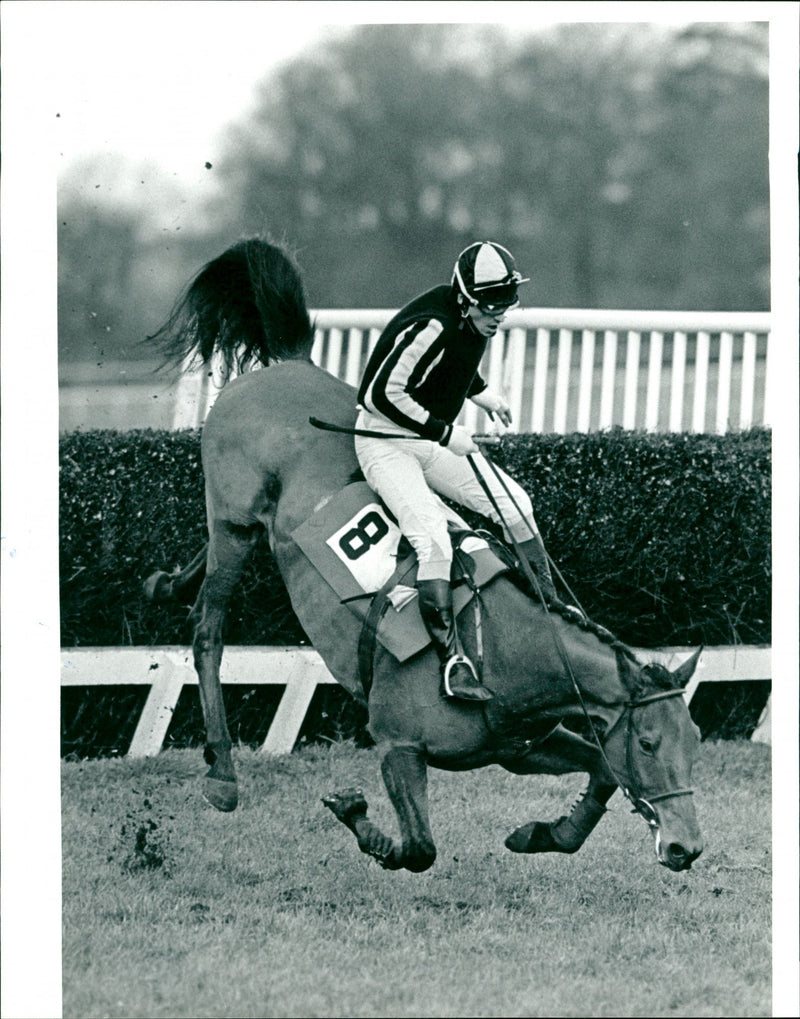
[465,303,511,337]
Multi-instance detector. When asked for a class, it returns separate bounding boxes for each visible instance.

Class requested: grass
[62,740,771,1018]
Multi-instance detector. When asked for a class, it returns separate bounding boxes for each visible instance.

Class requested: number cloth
[290,481,508,662]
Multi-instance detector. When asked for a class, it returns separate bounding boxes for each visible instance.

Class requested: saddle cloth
[291,482,509,662]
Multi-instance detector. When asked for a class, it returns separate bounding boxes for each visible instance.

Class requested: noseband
[604,687,695,828]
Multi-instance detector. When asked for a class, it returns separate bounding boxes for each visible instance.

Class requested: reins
[465,446,694,827]
[467,449,587,616]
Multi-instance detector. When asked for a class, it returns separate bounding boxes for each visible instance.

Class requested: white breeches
[354,410,540,582]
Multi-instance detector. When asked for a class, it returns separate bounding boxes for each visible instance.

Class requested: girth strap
[356,555,418,700]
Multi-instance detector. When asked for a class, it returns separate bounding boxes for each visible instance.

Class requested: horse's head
[603,647,703,871]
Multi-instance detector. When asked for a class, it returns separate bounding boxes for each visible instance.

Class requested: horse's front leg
[501,724,617,855]
[323,744,436,873]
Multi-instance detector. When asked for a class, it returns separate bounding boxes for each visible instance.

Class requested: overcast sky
[30,1,785,187]
[51,3,335,181]
[34,0,793,217]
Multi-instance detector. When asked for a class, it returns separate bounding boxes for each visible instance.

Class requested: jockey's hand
[471,389,513,427]
[445,425,480,456]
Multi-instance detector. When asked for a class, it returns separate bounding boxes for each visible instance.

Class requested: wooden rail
[61,645,772,757]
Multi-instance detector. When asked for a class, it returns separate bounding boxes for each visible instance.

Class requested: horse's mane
[545,600,677,698]
[547,599,639,664]
[149,237,314,376]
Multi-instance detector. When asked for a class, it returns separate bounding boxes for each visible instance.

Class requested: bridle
[601,687,695,829]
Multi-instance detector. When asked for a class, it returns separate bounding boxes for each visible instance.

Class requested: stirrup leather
[442,654,480,698]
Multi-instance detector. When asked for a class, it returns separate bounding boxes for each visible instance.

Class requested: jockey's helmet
[452,242,529,314]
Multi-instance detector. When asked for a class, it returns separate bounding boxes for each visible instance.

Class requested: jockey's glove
[440,424,479,456]
[470,389,513,427]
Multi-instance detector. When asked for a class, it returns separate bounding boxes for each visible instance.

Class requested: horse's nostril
[666,843,689,867]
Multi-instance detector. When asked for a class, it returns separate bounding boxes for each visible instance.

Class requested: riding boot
[517,535,557,604]
[416,579,494,702]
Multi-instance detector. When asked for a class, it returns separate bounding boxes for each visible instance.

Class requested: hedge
[60,427,771,755]
[60,427,771,649]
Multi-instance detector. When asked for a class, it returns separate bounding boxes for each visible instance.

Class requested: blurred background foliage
[58,21,769,369]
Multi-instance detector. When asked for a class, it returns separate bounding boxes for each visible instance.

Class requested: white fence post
[344,329,365,386]
[692,330,711,433]
[531,328,551,433]
[127,663,187,758]
[739,331,757,430]
[716,330,734,434]
[503,328,526,428]
[670,331,688,432]
[260,656,332,756]
[553,328,572,434]
[645,331,664,432]
[324,328,344,377]
[172,360,208,430]
[576,329,595,433]
[623,331,641,430]
[599,330,618,430]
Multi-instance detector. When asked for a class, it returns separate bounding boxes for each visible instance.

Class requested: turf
[62,740,771,1018]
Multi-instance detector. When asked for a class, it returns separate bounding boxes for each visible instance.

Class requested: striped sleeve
[467,373,488,398]
[363,320,449,440]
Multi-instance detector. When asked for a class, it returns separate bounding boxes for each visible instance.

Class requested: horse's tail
[149,237,314,376]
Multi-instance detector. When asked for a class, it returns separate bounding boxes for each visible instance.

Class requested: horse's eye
[639,737,655,754]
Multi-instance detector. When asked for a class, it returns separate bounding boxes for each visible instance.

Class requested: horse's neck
[536,620,635,724]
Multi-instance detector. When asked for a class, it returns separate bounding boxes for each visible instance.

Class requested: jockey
[355,241,558,703]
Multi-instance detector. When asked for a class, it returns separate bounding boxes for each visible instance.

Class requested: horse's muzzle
[659,839,703,872]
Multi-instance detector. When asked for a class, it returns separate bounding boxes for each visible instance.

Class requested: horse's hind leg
[143,543,208,606]
[501,725,616,855]
[192,522,256,812]
[323,744,436,873]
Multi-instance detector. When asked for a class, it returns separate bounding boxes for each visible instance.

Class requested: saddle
[290,482,512,697]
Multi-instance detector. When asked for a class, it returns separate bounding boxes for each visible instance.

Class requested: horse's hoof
[322,788,367,823]
[505,820,575,854]
[365,831,395,862]
[505,821,539,853]
[143,570,172,604]
[203,776,238,812]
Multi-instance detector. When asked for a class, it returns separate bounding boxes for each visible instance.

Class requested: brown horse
[146,238,703,873]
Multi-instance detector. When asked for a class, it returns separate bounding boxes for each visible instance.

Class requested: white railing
[172,308,772,435]
[61,645,772,758]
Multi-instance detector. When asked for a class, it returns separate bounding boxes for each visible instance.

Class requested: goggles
[477,295,520,314]
[472,281,523,313]
[454,262,528,315]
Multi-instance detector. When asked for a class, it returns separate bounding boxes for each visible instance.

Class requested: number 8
[338,511,390,561]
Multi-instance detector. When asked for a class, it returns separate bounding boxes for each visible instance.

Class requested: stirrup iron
[440,656,476,696]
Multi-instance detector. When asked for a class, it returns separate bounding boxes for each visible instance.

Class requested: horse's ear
[671,646,703,688]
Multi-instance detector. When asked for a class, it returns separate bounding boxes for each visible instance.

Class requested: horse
[145,237,703,874]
